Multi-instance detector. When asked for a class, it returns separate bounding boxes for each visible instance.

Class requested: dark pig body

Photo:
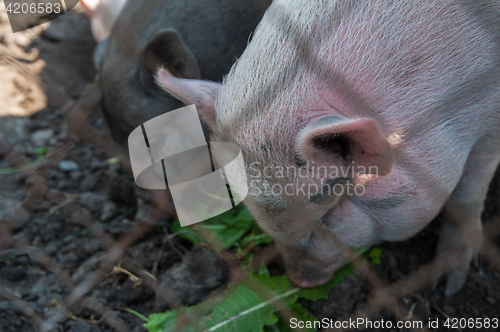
[97,0,266,143]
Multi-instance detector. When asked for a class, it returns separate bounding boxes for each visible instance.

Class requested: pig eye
[318,206,336,226]
[312,134,351,159]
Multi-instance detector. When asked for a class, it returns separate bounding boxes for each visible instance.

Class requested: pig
[157,0,500,295]
[91,0,267,143]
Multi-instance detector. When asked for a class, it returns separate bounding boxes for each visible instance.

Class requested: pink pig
[157,0,500,295]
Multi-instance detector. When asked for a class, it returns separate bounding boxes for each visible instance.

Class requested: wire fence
[1,1,500,331]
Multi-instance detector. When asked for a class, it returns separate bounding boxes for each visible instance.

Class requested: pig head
[93,0,266,143]
[157,0,500,295]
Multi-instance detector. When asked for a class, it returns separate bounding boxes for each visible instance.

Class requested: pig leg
[436,149,500,295]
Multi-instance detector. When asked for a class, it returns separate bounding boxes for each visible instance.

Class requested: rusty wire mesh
[1,1,500,332]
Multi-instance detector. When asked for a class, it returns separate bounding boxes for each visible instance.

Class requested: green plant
[0,147,48,175]
[143,264,354,332]
[170,204,273,260]
[146,205,372,332]
[368,247,382,265]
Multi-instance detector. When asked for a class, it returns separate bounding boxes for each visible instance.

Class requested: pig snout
[286,259,340,288]
[276,241,350,288]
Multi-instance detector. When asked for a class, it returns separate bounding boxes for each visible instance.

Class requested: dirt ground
[0,4,499,332]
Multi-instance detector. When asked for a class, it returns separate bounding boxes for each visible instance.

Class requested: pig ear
[296,116,393,176]
[156,68,221,129]
[139,28,201,80]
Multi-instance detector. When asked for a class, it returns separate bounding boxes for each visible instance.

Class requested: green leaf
[106,157,120,164]
[368,247,382,265]
[0,154,44,175]
[145,310,179,332]
[170,204,272,254]
[144,265,355,332]
[34,147,48,155]
[144,284,285,332]
[252,265,297,306]
[120,307,149,322]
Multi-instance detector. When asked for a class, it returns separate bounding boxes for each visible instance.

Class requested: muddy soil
[0,4,499,332]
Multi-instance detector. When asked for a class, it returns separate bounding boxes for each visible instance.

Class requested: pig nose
[283,252,350,288]
[287,271,335,288]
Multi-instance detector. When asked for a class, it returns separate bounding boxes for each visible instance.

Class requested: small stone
[114,279,154,305]
[66,321,92,332]
[155,219,172,228]
[132,326,146,332]
[62,240,80,253]
[31,129,54,147]
[14,255,30,265]
[71,253,104,284]
[443,305,455,316]
[0,116,28,145]
[81,174,98,191]
[44,244,59,256]
[0,200,22,223]
[70,171,84,180]
[1,266,27,281]
[78,192,107,214]
[90,159,104,170]
[59,252,79,269]
[56,180,68,190]
[386,252,398,268]
[134,197,152,221]
[108,163,121,172]
[57,129,68,141]
[486,296,496,304]
[107,173,136,205]
[156,246,227,309]
[30,275,55,299]
[413,299,431,320]
[107,219,135,236]
[58,160,80,171]
[298,272,365,321]
[12,211,32,231]
[83,239,102,256]
[389,268,405,281]
[100,201,118,221]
